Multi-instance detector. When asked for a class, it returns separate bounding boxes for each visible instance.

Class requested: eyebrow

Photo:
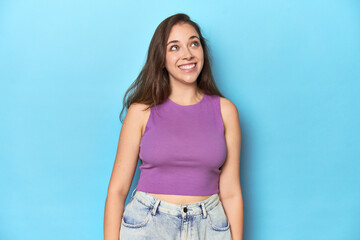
[167,35,200,46]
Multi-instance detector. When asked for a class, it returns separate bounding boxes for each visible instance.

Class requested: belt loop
[131,188,137,199]
[152,199,160,215]
[200,202,207,218]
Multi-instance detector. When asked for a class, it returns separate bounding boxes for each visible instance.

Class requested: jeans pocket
[206,201,230,231]
[121,198,152,228]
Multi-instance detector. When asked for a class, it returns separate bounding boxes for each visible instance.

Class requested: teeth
[179,63,196,69]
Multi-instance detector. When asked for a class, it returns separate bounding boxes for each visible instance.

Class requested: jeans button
[183,207,188,213]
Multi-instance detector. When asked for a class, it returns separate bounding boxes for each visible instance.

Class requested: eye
[192,41,200,47]
[170,45,178,51]
[169,41,200,51]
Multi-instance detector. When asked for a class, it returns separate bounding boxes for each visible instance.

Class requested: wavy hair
[119,13,224,123]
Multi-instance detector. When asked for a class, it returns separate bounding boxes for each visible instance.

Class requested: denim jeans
[120,189,232,240]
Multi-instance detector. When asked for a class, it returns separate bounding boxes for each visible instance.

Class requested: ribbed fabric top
[136,93,227,196]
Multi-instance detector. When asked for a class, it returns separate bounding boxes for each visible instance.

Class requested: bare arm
[218,97,244,240]
[104,103,148,240]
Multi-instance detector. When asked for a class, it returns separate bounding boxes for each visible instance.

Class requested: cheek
[199,52,204,68]
[195,49,204,60]
[166,56,178,67]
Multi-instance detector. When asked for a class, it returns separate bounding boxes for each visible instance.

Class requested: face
[165,23,204,85]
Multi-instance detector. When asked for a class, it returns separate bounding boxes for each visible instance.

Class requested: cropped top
[136,93,227,196]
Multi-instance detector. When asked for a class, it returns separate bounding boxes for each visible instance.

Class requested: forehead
[167,23,199,41]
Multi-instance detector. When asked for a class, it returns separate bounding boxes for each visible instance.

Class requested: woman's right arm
[104,103,146,240]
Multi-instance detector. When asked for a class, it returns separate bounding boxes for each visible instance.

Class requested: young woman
[104,13,243,240]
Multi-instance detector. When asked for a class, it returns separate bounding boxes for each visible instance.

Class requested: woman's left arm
[218,97,244,240]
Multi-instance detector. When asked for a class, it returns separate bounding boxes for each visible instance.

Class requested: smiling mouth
[178,63,196,70]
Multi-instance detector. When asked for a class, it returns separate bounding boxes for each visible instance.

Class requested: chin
[183,79,198,84]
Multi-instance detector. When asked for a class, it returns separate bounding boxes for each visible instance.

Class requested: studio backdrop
[0,0,359,239]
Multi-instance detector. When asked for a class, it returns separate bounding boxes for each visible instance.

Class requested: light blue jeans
[120,189,232,240]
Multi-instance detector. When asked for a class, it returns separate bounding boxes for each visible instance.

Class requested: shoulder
[128,102,150,113]
[127,102,151,135]
[219,96,240,131]
[219,96,238,118]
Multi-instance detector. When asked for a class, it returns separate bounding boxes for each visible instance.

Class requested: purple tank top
[136,93,227,196]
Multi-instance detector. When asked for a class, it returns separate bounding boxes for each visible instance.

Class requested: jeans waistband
[129,188,220,218]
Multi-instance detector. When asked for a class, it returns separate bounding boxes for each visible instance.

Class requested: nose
[182,46,194,60]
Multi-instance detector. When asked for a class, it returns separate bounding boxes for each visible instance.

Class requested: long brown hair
[119,13,224,123]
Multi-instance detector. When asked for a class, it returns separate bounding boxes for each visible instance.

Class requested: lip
[178,62,197,72]
[178,62,197,67]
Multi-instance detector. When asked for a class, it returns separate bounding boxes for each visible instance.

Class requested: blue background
[1,0,359,239]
